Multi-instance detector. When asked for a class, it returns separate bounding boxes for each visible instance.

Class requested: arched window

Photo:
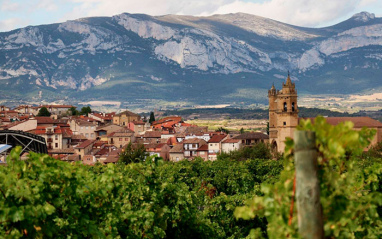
[292,102,295,112]
[283,102,287,111]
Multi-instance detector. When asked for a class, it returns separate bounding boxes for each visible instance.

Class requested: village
[0,104,269,164]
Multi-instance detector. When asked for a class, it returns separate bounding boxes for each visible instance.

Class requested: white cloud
[60,0,380,27]
[210,0,362,27]
[1,0,382,32]
[36,0,59,11]
[1,0,21,12]
[0,18,26,32]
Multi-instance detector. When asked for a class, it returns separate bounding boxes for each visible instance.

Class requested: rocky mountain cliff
[1,11,382,106]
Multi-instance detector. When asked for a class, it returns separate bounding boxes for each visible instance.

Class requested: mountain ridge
[1,11,382,108]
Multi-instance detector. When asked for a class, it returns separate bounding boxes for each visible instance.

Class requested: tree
[80,106,91,116]
[119,142,148,164]
[149,112,155,124]
[240,128,245,134]
[216,127,229,134]
[69,107,79,116]
[37,107,51,117]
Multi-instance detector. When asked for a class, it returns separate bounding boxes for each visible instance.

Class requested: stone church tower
[268,73,299,152]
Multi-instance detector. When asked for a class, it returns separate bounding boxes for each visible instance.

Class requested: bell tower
[268,72,299,152]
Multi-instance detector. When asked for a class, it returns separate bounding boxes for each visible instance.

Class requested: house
[30,105,75,116]
[234,132,269,146]
[13,105,31,114]
[142,131,162,144]
[61,128,73,149]
[69,118,97,139]
[113,110,140,126]
[74,140,96,160]
[207,134,228,160]
[35,117,55,127]
[102,148,123,164]
[221,138,242,153]
[183,138,207,159]
[82,155,97,165]
[94,124,125,141]
[1,118,37,132]
[88,112,115,125]
[196,144,209,161]
[145,143,171,160]
[128,121,149,134]
[107,129,135,148]
[33,126,63,150]
[0,110,20,118]
[169,144,185,162]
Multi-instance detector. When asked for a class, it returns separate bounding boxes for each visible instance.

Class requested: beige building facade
[268,73,298,152]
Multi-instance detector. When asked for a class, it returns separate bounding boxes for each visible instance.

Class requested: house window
[85,133,89,138]
[86,126,88,130]
[125,138,129,141]
[210,144,213,146]
[292,102,295,112]
[283,102,287,111]
[91,133,94,138]
[81,126,84,130]
[55,143,58,148]
[192,144,196,148]
[119,138,122,141]
[55,135,58,140]
[283,122,286,126]
[200,151,205,155]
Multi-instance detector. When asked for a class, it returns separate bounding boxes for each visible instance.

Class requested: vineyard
[0,117,382,238]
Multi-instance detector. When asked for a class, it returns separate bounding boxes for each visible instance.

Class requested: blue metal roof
[0,144,12,154]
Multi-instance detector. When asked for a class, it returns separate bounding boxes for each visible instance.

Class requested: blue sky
[1,0,382,32]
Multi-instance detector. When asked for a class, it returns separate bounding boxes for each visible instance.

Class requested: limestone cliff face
[0,11,382,103]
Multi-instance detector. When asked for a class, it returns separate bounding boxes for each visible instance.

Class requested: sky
[1,0,382,32]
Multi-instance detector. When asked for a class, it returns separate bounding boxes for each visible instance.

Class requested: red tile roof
[61,128,73,138]
[170,144,184,153]
[222,138,241,143]
[301,117,382,128]
[76,140,96,149]
[234,132,269,140]
[208,134,227,143]
[34,126,62,135]
[197,144,208,151]
[153,116,182,125]
[143,131,162,138]
[183,138,207,144]
[34,117,54,124]
[131,120,145,125]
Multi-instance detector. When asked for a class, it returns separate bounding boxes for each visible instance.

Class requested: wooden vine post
[294,131,324,239]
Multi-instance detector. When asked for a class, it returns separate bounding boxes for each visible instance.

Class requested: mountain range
[1,11,382,108]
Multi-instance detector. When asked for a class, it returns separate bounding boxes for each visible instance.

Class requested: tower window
[292,102,295,112]
[283,102,287,111]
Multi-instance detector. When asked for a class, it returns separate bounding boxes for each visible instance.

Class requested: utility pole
[294,131,324,239]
